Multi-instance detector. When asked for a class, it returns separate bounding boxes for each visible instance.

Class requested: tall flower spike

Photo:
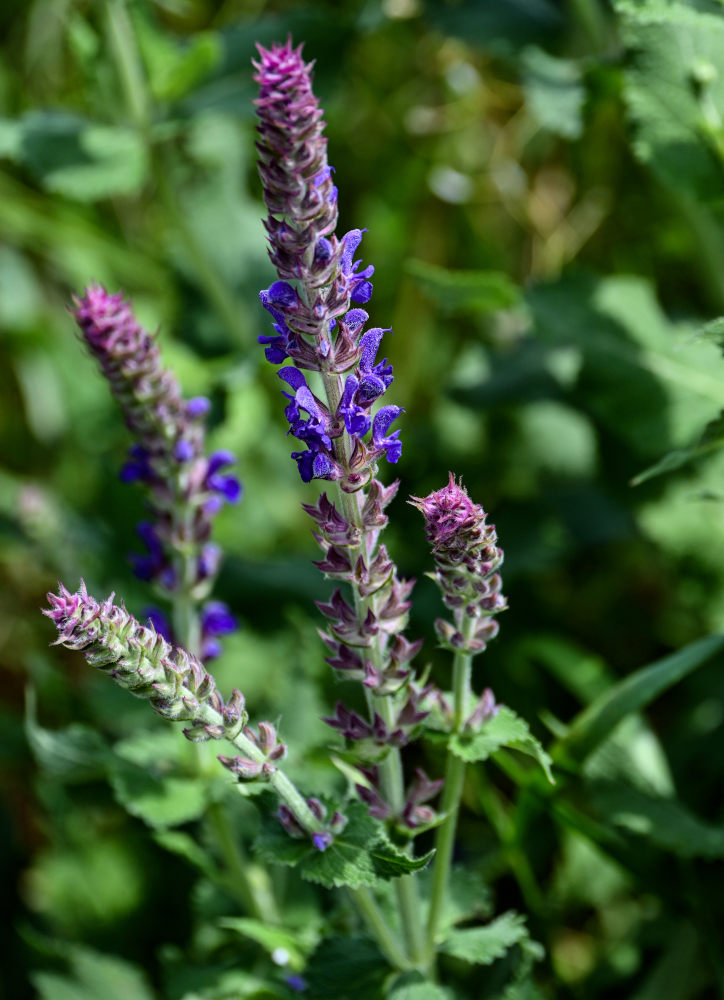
[254,40,442,867]
[254,38,401,486]
[70,286,241,657]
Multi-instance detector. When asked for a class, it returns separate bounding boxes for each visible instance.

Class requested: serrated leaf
[557,633,724,763]
[439,911,529,965]
[108,757,208,828]
[589,782,724,858]
[450,707,554,783]
[369,839,434,879]
[25,689,109,782]
[254,799,429,889]
[405,259,521,314]
[617,0,724,206]
[5,111,149,200]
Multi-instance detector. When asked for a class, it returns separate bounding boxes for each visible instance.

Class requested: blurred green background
[3,0,724,997]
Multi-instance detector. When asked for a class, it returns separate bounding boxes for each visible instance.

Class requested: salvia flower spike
[44,582,331,844]
[254,46,440,975]
[254,38,401,487]
[70,286,241,657]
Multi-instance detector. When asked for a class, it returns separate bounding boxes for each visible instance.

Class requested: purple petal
[201,601,237,636]
[174,440,194,462]
[187,396,210,417]
[340,229,365,275]
[278,366,307,391]
[207,450,236,475]
[208,474,242,503]
[267,280,298,309]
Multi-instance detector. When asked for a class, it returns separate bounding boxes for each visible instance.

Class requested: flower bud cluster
[355,765,444,832]
[254,39,401,487]
[218,721,287,780]
[44,582,246,741]
[410,474,507,656]
[71,287,241,609]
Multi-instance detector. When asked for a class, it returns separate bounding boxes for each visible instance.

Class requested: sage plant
[254,38,442,966]
[37,37,547,994]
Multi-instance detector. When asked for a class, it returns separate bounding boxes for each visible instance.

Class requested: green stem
[319,374,426,968]
[425,619,476,962]
[349,887,411,972]
[206,798,279,922]
[104,0,150,132]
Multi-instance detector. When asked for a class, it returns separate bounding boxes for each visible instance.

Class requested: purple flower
[253,40,402,482]
[142,606,173,641]
[206,450,242,504]
[200,600,237,661]
[71,287,242,594]
[372,407,404,464]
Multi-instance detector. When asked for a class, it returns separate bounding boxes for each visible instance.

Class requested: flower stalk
[44,583,328,841]
[409,474,507,961]
[253,38,434,966]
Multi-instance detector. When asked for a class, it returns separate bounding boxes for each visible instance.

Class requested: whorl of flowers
[410,474,507,655]
[71,287,240,656]
[253,38,401,487]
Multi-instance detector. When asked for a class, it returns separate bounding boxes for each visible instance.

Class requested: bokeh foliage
[2,0,724,997]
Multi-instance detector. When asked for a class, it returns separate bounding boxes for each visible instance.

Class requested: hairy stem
[349,887,412,972]
[425,616,476,961]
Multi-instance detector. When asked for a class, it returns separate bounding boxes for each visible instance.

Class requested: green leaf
[25,689,109,783]
[439,911,529,965]
[254,799,430,889]
[369,837,435,879]
[109,757,209,828]
[405,259,521,314]
[617,0,724,206]
[219,918,306,968]
[631,412,724,485]
[108,730,209,828]
[522,47,585,139]
[32,946,154,1000]
[528,274,724,459]
[589,782,724,858]
[450,707,554,783]
[557,633,724,763]
[304,936,388,1000]
[152,829,217,877]
[0,111,150,201]
[388,974,456,999]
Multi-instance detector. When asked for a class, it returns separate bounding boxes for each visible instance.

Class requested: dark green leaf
[557,633,724,763]
[439,911,529,965]
[589,782,724,858]
[304,936,388,1000]
[25,688,109,783]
